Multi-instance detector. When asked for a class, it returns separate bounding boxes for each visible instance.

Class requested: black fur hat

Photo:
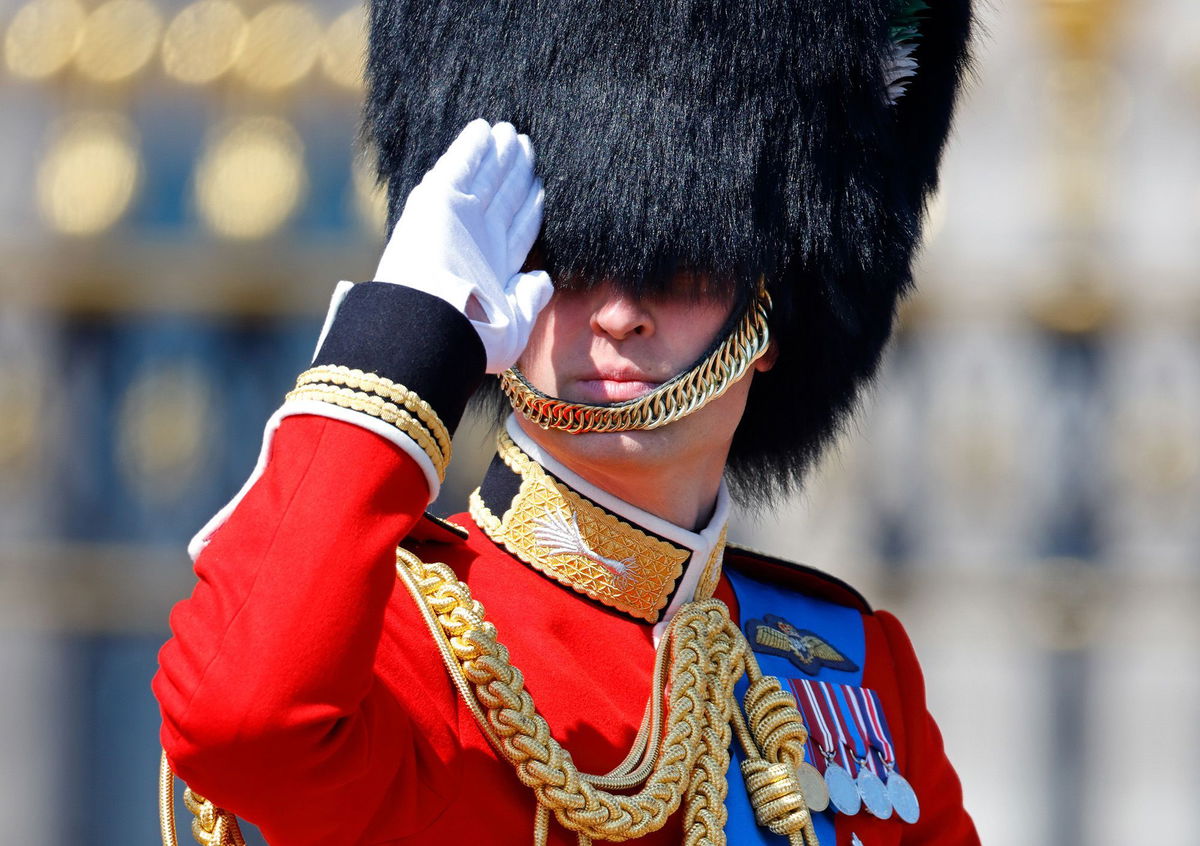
[364,0,973,504]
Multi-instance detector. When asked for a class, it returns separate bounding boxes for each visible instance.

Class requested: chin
[549,427,660,459]
[528,417,701,473]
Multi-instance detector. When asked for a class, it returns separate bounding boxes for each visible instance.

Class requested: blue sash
[722,567,867,845]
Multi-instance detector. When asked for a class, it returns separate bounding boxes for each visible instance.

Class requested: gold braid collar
[500,285,772,435]
[470,431,695,623]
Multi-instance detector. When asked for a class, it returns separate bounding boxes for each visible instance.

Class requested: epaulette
[724,543,872,614]
[405,512,471,546]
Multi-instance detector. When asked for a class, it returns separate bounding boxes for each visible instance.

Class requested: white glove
[374,119,554,374]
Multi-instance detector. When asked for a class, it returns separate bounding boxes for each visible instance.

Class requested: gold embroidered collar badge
[469,432,724,623]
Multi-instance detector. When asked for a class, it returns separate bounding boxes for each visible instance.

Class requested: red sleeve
[152,415,457,842]
[872,610,980,846]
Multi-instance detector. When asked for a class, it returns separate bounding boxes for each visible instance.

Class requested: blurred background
[0,0,1196,843]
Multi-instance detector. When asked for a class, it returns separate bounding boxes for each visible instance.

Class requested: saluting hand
[374,119,553,374]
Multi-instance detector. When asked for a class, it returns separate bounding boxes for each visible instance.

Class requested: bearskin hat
[364,0,973,505]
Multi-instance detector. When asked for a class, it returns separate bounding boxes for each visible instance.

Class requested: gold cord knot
[735,674,820,846]
[180,785,245,846]
[740,759,812,836]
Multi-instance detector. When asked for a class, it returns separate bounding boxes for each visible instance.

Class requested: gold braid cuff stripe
[393,546,821,846]
[285,384,447,482]
[295,366,452,460]
[500,286,772,434]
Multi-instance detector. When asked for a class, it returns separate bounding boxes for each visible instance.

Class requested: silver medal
[796,761,830,813]
[823,761,861,815]
[885,768,921,824]
[855,767,893,819]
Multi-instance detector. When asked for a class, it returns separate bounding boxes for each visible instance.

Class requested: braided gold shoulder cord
[159,544,821,846]
[395,547,821,846]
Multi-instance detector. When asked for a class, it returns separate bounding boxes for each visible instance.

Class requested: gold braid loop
[501,285,771,434]
[294,365,452,463]
[285,384,448,481]
[743,676,809,765]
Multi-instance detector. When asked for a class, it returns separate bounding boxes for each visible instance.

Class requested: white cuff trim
[311,280,356,363]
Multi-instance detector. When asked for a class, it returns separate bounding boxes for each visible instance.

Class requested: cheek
[665,302,735,361]
[516,311,552,379]
[516,299,575,393]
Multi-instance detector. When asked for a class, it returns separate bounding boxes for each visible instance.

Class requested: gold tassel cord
[501,285,772,435]
[159,751,178,846]
[396,548,722,842]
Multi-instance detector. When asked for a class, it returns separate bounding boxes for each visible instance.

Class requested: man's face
[513,278,773,486]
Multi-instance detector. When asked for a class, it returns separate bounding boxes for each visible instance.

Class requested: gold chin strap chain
[395,546,821,846]
[500,285,772,435]
[158,751,245,846]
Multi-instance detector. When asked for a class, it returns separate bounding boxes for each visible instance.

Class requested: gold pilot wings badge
[744,613,859,675]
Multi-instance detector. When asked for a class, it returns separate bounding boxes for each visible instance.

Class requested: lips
[573,367,662,403]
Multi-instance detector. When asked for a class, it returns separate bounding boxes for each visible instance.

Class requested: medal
[822,756,861,815]
[839,685,893,819]
[858,687,921,824]
[854,762,892,819]
[796,760,830,812]
[884,766,921,824]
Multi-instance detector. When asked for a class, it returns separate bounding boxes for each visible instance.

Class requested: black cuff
[312,282,486,435]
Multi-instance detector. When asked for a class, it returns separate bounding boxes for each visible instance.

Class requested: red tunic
[153,414,978,846]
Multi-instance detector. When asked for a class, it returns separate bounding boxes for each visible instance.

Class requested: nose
[590,288,655,341]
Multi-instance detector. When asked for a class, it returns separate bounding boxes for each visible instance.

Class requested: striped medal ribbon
[858,687,921,824]
[797,680,862,816]
[839,684,893,819]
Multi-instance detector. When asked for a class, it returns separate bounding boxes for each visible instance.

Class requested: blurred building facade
[0,0,1196,843]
